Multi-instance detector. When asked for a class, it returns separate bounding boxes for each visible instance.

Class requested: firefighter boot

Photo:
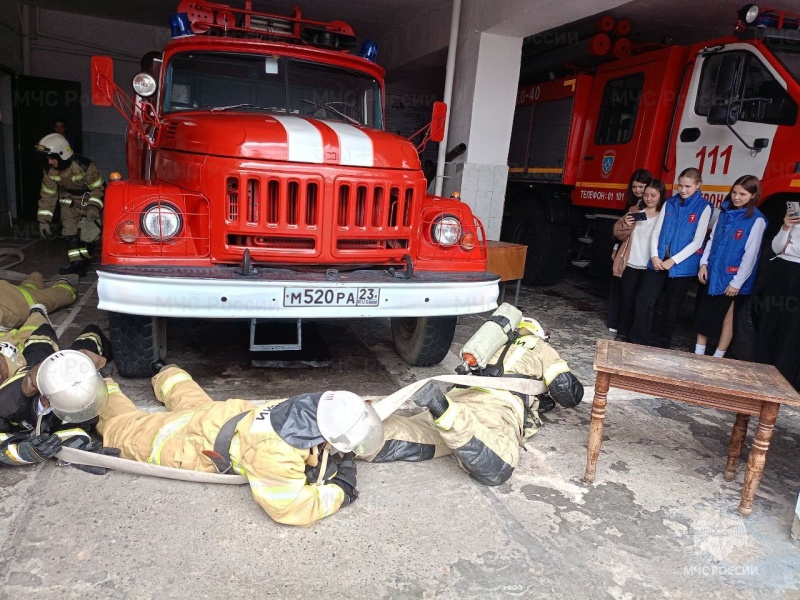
[411,381,449,419]
[59,235,88,277]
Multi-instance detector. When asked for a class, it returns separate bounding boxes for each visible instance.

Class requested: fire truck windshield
[766,42,800,84]
[163,51,383,128]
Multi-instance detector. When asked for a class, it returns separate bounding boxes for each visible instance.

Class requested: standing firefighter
[363,318,584,485]
[97,365,383,526]
[35,133,105,277]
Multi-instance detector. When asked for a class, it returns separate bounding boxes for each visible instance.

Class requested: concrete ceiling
[23,0,448,43]
[22,0,800,67]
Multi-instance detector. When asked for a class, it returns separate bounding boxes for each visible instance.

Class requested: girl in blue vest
[695,175,766,357]
[630,168,712,347]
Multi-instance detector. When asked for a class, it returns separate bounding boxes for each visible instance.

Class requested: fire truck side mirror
[430,102,447,143]
[91,56,115,107]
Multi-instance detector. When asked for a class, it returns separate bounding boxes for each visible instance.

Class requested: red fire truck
[90,1,496,376]
[504,5,800,285]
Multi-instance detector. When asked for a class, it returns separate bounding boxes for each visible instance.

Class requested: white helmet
[35,133,73,161]
[518,317,548,341]
[317,391,384,456]
[36,350,108,423]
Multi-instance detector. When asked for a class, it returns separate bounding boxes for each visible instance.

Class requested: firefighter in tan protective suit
[35,133,105,277]
[0,272,76,332]
[97,365,383,526]
[364,318,584,485]
[1,323,114,469]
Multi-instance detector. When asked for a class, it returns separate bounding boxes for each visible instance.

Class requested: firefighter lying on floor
[0,271,77,332]
[0,313,115,470]
[361,318,584,485]
[96,364,383,526]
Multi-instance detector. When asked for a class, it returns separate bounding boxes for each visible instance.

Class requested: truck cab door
[673,43,798,206]
[574,71,647,208]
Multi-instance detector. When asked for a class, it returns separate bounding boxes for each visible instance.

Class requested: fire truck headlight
[432,215,461,246]
[132,72,157,98]
[141,203,183,241]
[738,4,759,24]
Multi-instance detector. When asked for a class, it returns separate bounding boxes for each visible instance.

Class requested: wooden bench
[584,339,800,516]
[486,241,527,305]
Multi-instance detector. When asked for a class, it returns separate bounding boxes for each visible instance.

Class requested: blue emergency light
[358,40,379,62]
[169,13,193,38]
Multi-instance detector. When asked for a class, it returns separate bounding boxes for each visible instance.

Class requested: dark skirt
[755,257,800,390]
[695,287,742,338]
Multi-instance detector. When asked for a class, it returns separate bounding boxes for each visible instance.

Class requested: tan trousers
[98,368,254,471]
[0,273,76,329]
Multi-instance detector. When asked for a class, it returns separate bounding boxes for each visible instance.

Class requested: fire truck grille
[223,173,418,260]
[336,239,409,250]
[226,176,319,226]
[335,181,414,229]
[227,234,316,250]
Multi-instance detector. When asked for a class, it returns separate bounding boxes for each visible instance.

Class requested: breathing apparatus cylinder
[459,303,522,372]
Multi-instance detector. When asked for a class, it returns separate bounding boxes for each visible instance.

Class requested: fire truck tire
[108,312,161,378]
[506,203,570,285]
[391,316,457,367]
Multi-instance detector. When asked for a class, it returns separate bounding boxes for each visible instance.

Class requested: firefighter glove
[305,451,339,485]
[85,206,101,222]
[62,437,121,475]
[329,452,358,506]
[547,372,584,408]
[18,433,63,463]
[39,222,52,240]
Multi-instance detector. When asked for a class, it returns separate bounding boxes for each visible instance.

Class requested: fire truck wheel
[390,316,457,367]
[108,312,163,378]
[506,202,570,286]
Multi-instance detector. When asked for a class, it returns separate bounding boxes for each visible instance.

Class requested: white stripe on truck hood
[271,115,324,164]
[324,121,374,167]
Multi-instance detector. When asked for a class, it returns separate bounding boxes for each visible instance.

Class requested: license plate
[283,287,380,307]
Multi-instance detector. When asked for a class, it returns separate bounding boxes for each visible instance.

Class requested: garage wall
[27,9,169,181]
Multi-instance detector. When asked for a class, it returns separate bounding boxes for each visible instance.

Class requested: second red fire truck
[504,5,800,286]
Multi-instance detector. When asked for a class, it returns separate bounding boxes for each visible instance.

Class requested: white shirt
[772,225,800,263]
[700,217,766,289]
[650,204,712,264]
[626,214,659,269]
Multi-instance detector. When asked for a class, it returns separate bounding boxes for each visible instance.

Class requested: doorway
[12,75,82,223]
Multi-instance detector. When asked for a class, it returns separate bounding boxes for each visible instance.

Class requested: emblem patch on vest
[727,266,739,273]
[735,230,743,239]
[688,213,697,223]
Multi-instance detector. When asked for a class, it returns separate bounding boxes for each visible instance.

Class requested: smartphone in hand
[631,212,648,222]
[787,201,800,216]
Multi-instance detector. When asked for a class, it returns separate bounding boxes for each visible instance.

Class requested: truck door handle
[584,155,595,160]
[680,127,701,143]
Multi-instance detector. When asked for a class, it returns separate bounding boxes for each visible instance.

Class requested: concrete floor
[1,237,798,599]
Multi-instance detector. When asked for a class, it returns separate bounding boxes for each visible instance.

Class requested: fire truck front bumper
[97,266,500,319]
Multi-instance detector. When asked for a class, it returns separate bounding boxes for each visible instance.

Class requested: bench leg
[514,279,521,305]
[584,371,610,484]
[739,402,780,517]
[724,413,750,482]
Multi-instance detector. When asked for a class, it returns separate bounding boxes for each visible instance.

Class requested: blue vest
[651,191,711,278]
[706,201,765,295]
